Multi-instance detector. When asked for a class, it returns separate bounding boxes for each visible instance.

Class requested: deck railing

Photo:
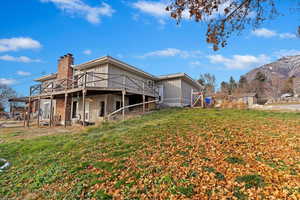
[30,72,159,97]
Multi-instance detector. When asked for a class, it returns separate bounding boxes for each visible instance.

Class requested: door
[99,101,105,117]
[72,101,78,118]
[43,102,50,119]
[158,85,164,102]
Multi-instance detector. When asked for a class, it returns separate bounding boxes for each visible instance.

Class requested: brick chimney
[56,53,74,125]
[57,53,74,80]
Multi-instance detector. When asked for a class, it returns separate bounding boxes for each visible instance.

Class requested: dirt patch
[252,104,300,112]
[0,125,83,143]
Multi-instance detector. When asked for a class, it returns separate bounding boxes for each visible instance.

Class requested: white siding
[181,79,199,106]
[73,94,129,123]
[108,64,155,96]
[160,78,182,107]
[75,64,108,87]
[159,78,200,107]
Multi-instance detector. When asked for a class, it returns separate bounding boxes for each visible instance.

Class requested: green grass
[1,108,300,199]
[0,160,6,168]
[235,174,265,189]
[225,157,245,165]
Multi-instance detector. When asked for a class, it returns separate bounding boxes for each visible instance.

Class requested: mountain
[244,55,300,81]
[243,55,300,98]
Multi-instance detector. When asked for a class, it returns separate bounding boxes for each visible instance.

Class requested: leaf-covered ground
[1,108,300,199]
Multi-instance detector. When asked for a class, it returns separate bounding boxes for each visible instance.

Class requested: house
[8,97,28,120]
[231,93,257,106]
[28,54,202,126]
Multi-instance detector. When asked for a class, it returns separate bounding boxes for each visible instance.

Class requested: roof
[35,73,57,82]
[34,55,201,89]
[158,73,203,90]
[74,56,157,80]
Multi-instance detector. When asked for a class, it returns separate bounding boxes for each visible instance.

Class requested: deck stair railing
[106,99,159,121]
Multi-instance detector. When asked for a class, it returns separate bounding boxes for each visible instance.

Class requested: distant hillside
[245,55,300,81]
[243,55,300,98]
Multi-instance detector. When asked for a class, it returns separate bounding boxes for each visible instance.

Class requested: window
[116,101,121,110]
[72,101,77,118]
[147,80,153,88]
[99,101,105,117]
[43,102,50,119]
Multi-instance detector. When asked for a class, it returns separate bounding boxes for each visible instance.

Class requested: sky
[0,0,299,96]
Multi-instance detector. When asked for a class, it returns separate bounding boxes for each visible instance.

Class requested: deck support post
[49,95,53,127]
[82,89,86,127]
[122,90,126,121]
[23,111,26,127]
[27,97,31,127]
[9,103,13,118]
[37,97,41,127]
[142,83,145,113]
[191,89,193,108]
[64,93,68,128]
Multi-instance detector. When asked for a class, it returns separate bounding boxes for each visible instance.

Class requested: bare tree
[220,81,229,94]
[0,84,17,111]
[281,76,295,94]
[167,0,298,50]
[198,73,216,94]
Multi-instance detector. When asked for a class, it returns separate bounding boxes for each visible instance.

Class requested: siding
[75,64,108,87]
[72,94,129,123]
[108,64,155,96]
[181,79,199,106]
[160,78,182,106]
[159,78,200,107]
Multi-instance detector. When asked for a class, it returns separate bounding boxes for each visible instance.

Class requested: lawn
[0,108,300,199]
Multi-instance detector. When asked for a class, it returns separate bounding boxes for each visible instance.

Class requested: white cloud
[140,48,201,58]
[132,0,236,24]
[0,55,41,63]
[252,28,297,39]
[0,37,41,52]
[132,1,190,24]
[190,61,201,66]
[252,28,277,38]
[279,33,297,39]
[132,1,167,17]
[17,70,31,76]
[273,49,300,58]
[83,49,92,55]
[40,0,115,24]
[207,54,270,70]
[0,78,16,85]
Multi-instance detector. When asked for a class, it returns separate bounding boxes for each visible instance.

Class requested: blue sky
[0,0,299,96]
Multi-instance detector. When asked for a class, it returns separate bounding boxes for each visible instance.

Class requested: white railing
[31,72,159,98]
[107,99,159,120]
